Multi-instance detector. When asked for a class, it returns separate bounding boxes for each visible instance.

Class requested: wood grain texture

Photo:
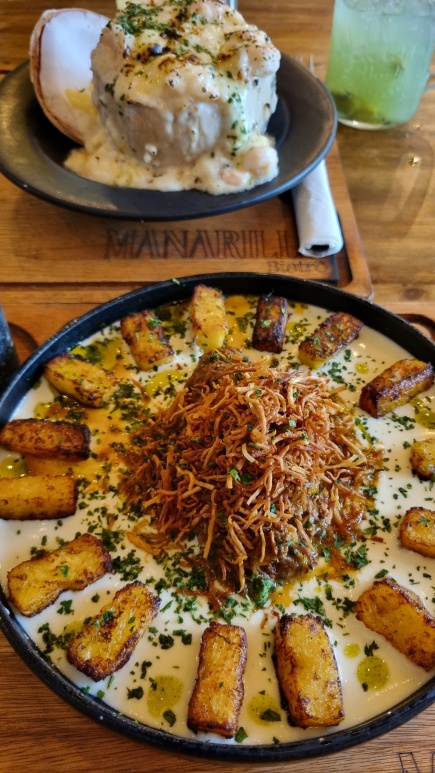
[1,1,435,771]
[0,143,370,296]
[1,627,435,773]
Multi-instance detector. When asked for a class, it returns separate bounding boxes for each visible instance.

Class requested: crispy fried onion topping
[122,352,381,592]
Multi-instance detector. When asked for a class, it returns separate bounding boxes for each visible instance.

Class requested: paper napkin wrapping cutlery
[291,160,343,258]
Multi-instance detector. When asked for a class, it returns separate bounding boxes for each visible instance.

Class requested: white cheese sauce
[0,295,434,747]
[64,0,280,194]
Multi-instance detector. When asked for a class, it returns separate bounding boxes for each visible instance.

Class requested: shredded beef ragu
[121,350,382,593]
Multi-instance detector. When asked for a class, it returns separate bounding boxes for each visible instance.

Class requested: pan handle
[0,306,20,395]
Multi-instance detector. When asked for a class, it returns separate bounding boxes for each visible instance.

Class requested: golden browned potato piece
[191,285,228,350]
[7,533,112,617]
[359,359,434,418]
[44,354,118,408]
[187,621,247,738]
[251,295,288,353]
[355,577,435,671]
[298,312,363,369]
[0,418,91,461]
[274,613,344,728]
[399,507,435,558]
[67,581,160,681]
[120,310,173,370]
[410,438,435,480]
[0,475,77,520]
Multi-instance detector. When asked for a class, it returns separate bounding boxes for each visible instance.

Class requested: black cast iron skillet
[1,273,435,761]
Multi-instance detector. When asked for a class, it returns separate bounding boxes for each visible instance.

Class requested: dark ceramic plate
[1,273,435,761]
[0,56,336,220]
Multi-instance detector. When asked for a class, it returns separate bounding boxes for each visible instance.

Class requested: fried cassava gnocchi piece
[44,354,118,407]
[0,475,77,520]
[410,438,435,480]
[274,613,344,728]
[355,577,435,671]
[251,294,288,353]
[359,359,434,418]
[187,622,247,738]
[399,507,435,558]
[67,581,160,681]
[7,533,112,617]
[191,285,228,350]
[298,311,363,369]
[120,309,173,370]
[0,418,91,461]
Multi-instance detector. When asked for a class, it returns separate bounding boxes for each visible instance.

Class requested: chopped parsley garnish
[294,596,332,626]
[235,727,248,743]
[163,709,176,727]
[111,550,143,581]
[127,686,144,700]
[260,709,281,722]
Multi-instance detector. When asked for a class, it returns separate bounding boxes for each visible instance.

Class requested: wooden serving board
[0,141,371,302]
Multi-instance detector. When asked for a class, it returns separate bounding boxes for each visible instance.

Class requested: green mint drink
[326,0,435,129]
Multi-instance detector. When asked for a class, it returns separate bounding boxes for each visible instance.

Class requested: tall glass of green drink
[326,0,435,129]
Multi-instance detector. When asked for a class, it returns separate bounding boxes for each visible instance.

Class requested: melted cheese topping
[65,0,280,194]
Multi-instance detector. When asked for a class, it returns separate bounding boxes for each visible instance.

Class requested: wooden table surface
[1,1,435,771]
